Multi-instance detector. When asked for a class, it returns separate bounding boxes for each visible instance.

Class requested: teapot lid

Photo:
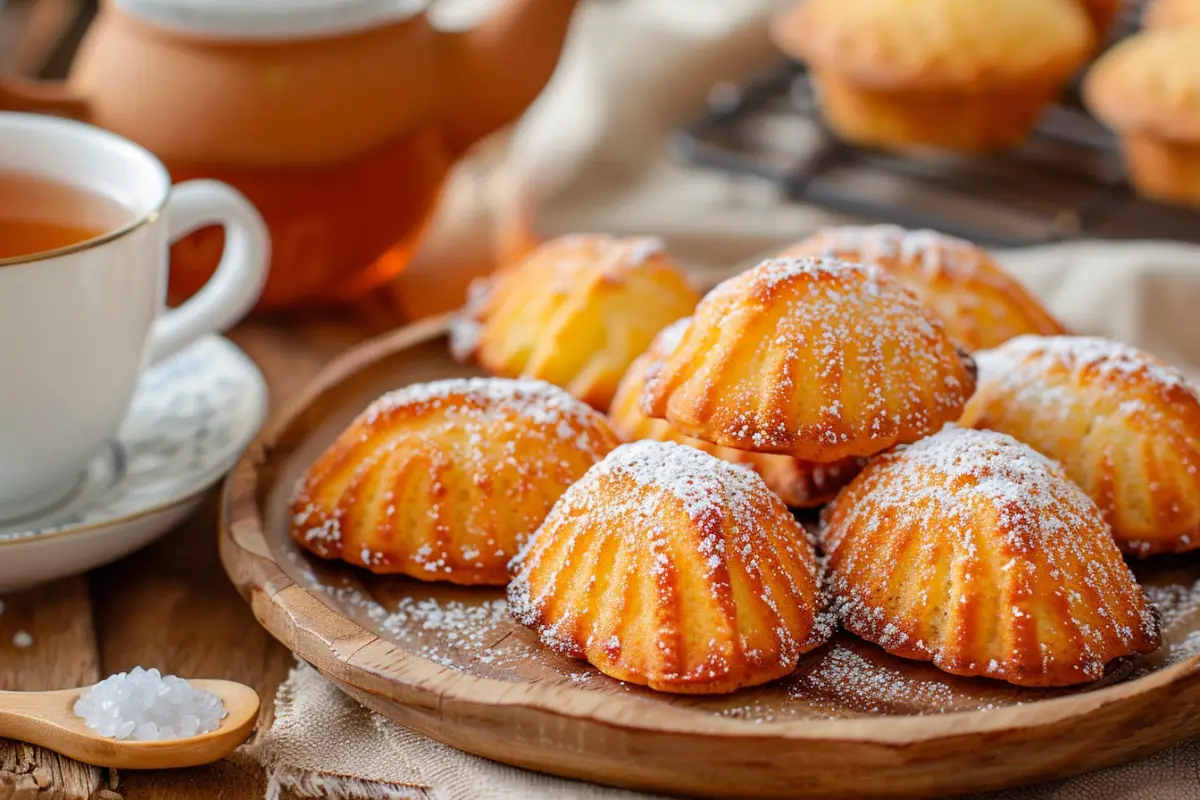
[115,0,428,41]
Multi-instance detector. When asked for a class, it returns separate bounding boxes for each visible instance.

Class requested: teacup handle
[149,180,270,364]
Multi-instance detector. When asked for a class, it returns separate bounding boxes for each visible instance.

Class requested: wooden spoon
[0,679,260,769]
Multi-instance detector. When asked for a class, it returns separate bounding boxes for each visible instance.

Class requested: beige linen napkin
[249,662,665,800]
[256,2,1200,797]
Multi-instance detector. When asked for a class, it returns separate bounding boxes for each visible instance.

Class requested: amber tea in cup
[0,170,130,260]
[0,112,268,519]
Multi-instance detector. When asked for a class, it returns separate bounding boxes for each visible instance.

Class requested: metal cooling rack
[671,0,1200,247]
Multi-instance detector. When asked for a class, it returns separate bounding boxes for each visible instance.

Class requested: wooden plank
[0,579,102,800]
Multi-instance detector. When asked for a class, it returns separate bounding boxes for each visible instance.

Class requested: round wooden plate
[221,315,1200,799]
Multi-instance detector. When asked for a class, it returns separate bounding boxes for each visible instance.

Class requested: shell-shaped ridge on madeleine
[450,233,700,410]
[642,257,976,461]
[610,318,862,508]
[962,335,1200,557]
[509,440,833,694]
[821,425,1161,687]
[781,225,1065,351]
[290,377,620,585]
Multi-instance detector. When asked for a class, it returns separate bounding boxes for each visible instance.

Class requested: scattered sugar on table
[74,667,227,741]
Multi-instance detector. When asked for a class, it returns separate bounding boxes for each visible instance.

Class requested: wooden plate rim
[220,314,1200,747]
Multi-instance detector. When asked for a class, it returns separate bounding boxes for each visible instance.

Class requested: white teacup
[0,113,269,519]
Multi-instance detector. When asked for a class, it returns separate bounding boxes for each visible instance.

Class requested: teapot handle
[0,78,89,119]
[438,0,580,156]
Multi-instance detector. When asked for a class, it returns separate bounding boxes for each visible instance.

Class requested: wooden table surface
[0,317,376,800]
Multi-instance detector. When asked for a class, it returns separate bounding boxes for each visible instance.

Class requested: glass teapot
[0,0,580,310]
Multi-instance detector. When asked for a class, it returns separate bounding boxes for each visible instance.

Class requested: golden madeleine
[450,233,700,410]
[961,335,1200,557]
[1145,0,1200,30]
[781,225,1065,351]
[822,426,1161,687]
[290,378,619,585]
[642,258,975,462]
[509,440,833,694]
[1085,28,1200,207]
[609,318,861,507]
[772,0,1092,153]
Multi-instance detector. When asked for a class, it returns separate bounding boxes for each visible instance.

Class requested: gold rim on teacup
[0,206,163,268]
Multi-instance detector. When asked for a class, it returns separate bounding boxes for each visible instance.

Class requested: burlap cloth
[251,2,1200,797]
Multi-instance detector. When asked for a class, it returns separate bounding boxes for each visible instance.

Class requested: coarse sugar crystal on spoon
[73,666,227,741]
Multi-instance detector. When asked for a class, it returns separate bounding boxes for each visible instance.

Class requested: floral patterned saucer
[0,336,268,593]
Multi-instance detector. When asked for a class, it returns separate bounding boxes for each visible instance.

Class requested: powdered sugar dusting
[1144,578,1200,629]
[792,643,957,715]
[782,225,1067,351]
[302,571,540,672]
[827,426,1100,554]
[792,225,989,281]
[759,255,868,285]
[590,439,773,524]
[362,377,601,424]
[976,335,1199,403]
[376,596,513,667]
[1139,575,1200,663]
[287,538,1198,720]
